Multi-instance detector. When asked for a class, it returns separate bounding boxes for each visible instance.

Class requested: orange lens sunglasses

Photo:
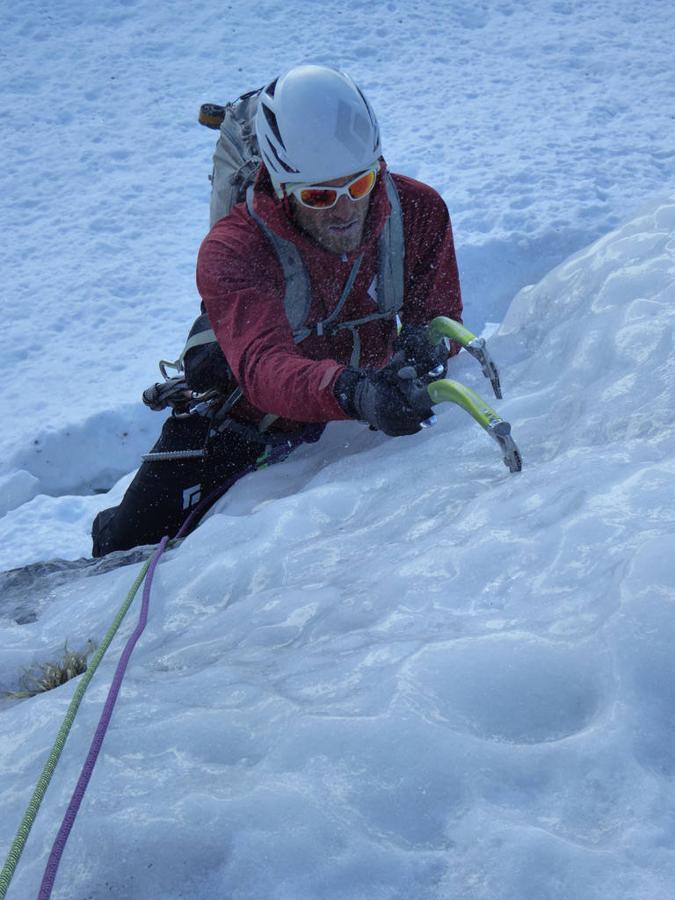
[287,167,378,210]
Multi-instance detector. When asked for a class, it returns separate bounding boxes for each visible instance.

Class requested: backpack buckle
[315,321,335,337]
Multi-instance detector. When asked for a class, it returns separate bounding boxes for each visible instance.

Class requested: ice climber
[91,64,464,556]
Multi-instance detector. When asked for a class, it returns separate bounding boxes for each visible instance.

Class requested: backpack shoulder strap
[376,171,405,317]
[180,313,217,360]
[245,185,313,340]
[159,312,218,379]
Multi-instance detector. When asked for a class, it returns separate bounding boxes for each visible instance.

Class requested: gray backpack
[163,90,406,424]
[203,90,263,228]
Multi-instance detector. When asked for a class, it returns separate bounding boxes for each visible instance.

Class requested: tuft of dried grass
[5,641,97,699]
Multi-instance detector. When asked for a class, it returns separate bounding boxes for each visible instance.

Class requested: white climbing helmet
[255,64,382,196]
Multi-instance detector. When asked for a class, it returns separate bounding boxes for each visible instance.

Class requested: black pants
[91,415,311,557]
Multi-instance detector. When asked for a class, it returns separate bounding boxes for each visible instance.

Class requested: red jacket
[196,164,463,430]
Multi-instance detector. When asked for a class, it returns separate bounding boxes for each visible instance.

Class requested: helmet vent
[265,78,279,98]
[264,136,298,174]
[262,103,286,150]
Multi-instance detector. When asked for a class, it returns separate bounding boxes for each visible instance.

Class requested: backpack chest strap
[292,253,363,343]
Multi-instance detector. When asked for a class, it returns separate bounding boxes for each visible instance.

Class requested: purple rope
[37,535,169,899]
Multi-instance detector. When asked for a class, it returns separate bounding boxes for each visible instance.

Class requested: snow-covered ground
[2,1,675,898]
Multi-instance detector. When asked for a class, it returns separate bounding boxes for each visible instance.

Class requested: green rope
[0,557,153,900]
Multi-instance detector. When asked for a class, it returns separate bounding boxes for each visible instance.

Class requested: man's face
[287,170,373,256]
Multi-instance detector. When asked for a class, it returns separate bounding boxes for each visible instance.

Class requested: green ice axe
[426,378,522,472]
[412,317,521,472]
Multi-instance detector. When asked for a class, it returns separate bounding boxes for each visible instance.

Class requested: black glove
[393,323,449,380]
[335,358,435,436]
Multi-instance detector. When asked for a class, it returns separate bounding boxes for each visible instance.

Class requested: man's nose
[332,193,353,220]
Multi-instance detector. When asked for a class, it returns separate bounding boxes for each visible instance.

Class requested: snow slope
[1,195,674,899]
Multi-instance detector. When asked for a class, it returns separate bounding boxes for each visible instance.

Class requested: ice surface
[1,195,674,898]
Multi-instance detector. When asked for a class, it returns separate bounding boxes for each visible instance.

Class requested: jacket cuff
[333,367,363,418]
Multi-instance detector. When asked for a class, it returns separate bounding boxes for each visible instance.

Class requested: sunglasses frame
[285,166,378,210]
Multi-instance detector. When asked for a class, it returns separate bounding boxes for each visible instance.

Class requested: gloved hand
[393,323,449,380]
[334,358,435,436]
